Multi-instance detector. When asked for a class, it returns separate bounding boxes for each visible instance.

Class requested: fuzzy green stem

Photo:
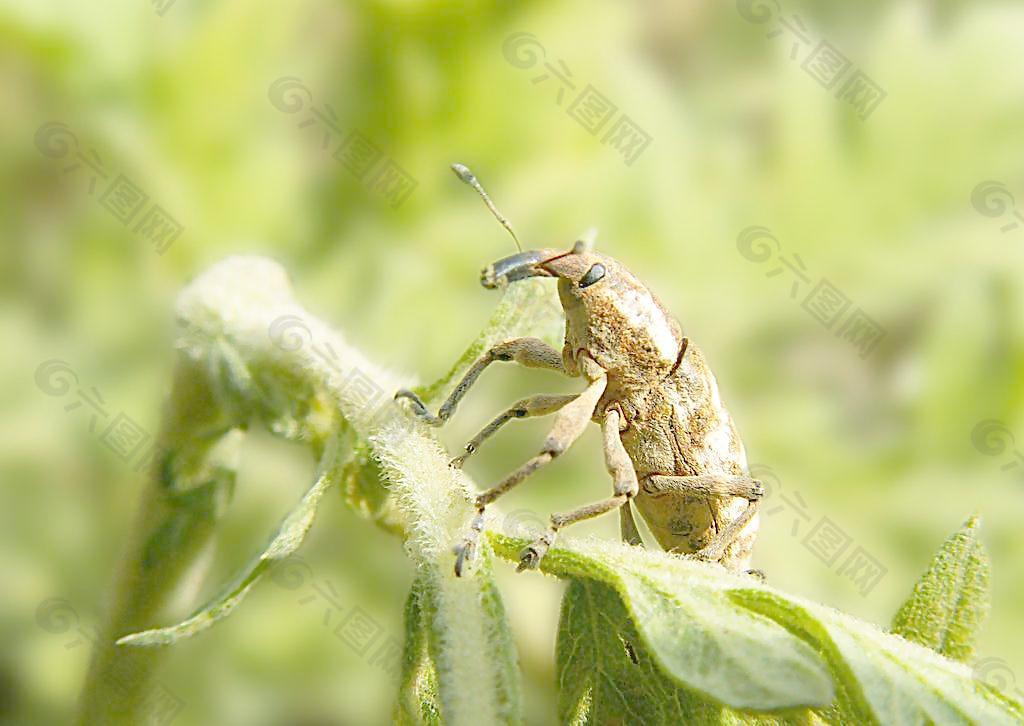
[78,255,560,724]
[78,357,242,724]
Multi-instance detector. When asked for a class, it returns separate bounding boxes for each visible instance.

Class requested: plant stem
[78,357,241,724]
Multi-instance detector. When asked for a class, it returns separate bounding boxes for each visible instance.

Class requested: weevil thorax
[546,250,685,391]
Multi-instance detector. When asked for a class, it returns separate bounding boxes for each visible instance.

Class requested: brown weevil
[396,164,763,577]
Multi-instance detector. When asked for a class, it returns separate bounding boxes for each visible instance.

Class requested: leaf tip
[115,630,159,648]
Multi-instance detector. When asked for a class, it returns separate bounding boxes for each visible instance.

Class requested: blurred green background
[3,0,1024,723]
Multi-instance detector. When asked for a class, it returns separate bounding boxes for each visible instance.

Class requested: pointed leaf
[734,589,1023,725]
[891,515,990,662]
[118,436,343,647]
[491,532,1023,724]
[394,574,442,725]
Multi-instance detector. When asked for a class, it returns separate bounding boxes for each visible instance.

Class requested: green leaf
[734,589,1023,725]
[558,578,808,725]
[117,435,344,647]
[490,534,834,712]
[891,515,990,663]
[340,437,402,536]
[141,468,235,570]
[468,549,522,722]
[491,533,1023,725]
[395,574,443,726]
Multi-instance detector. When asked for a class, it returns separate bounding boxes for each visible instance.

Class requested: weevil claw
[744,568,767,582]
[449,453,469,469]
[515,548,540,572]
[683,549,713,564]
[394,389,444,426]
[517,530,555,572]
[453,539,475,577]
[453,510,487,577]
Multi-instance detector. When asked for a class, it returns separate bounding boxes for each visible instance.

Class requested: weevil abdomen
[615,344,759,571]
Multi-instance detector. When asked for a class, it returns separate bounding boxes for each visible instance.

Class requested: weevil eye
[578,263,606,289]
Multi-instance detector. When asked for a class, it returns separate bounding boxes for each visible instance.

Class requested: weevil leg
[644,474,764,564]
[475,374,605,510]
[518,408,639,571]
[395,337,565,426]
[694,497,760,563]
[644,474,765,500]
[452,510,486,577]
[449,393,578,468]
[619,502,644,547]
[453,370,606,577]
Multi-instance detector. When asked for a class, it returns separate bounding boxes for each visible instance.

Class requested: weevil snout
[480,249,559,289]
[481,240,601,289]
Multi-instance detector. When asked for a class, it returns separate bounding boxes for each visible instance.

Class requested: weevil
[396,164,763,578]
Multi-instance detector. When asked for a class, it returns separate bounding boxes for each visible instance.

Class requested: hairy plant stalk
[375,421,521,725]
[82,257,540,724]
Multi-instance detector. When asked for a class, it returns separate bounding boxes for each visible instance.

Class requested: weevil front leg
[395,337,564,426]
[453,370,606,577]
[644,473,764,564]
[518,407,639,571]
[449,393,578,468]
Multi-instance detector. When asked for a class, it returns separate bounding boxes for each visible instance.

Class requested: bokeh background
[3,0,1024,723]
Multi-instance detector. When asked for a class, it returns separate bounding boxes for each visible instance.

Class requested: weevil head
[480,241,685,386]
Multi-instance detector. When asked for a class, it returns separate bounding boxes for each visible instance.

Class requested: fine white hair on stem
[374,421,514,725]
[177,255,528,725]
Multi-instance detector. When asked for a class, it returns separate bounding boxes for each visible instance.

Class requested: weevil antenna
[450,163,522,252]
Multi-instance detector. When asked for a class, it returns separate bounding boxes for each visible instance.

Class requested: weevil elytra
[396,165,763,577]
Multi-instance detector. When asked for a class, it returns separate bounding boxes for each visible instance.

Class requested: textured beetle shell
[624,346,757,572]
[555,252,758,571]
